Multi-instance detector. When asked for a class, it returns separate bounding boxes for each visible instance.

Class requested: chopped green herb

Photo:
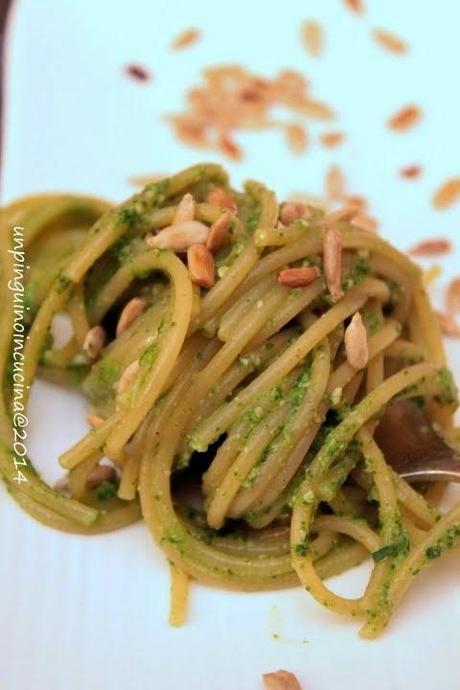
[293,543,309,557]
[342,256,370,291]
[54,271,71,294]
[425,545,442,560]
[118,207,141,228]
[372,533,410,563]
[96,481,118,500]
[270,385,282,401]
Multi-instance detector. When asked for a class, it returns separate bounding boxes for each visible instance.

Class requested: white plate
[1,1,460,689]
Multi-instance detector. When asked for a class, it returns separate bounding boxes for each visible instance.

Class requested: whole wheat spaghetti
[0,164,458,637]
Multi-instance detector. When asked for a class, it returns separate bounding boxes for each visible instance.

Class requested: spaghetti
[1,164,459,637]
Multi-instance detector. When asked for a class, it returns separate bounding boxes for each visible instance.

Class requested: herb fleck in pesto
[361,308,382,335]
[270,385,282,401]
[54,272,71,294]
[118,207,141,228]
[96,481,118,500]
[98,359,121,387]
[342,256,370,291]
[372,533,410,563]
[425,545,441,560]
[293,542,309,557]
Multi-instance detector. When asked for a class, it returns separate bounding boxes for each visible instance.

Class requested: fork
[374,399,460,482]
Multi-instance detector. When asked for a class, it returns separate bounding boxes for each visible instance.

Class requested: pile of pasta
[1,164,459,636]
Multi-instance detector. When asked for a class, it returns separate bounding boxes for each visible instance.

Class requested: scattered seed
[324,227,343,300]
[285,123,309,154]
[124,64,151,82]
[173,192,195,224]
[372,27,408,54]
[351,212,379,233]
[330,386,343,407]
[387,104,422,132]
[432,178,460,210]
[168,64,334,158]
[217,134,243,161]
[263,670,302,690]
[187,244,216,288]
[324,207,358,223]
[116,297,147,337]
[87,414,105,429]
[344,195,367,211]
[206,212,232,252]
[277,266,319,287]
[301,99,335,120]
[301,20,324,57]
[86,465,117,489]
[146,220,209,251]
[436,311,460,338]
[83,325,106,360]
[320,131,345,148]
[280,202,310,225]
[400,164,422,179]
[408,238,452,257]
[325,165,346,200]
[446,277,460,314]
[170,27,201,50]
[275,68,309,94]
[169,115,208,147]
[345,312,369,369]
[343,0,364,14]
[206,187,237,211]
[116,360,140,394]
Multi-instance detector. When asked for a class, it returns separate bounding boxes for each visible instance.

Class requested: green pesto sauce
[54,271,71,294]
[341,256,370,292]
[200,527,218,545]
[215,237,248,274]
[372,535,410,563]
[292,542,309,557]
[64,364,89,386]
[145,177,170,205]
[270,385,282,401]
[95,480,118,501]
[139,340,160,368]
[242,445,271,488]
[372,510,410,566]
[97,358,121,386]
[361,308,383,335]
[244,203,262,235]
[385,278,401,307]
[425,524,460,561]
[117,207,141,229]
[241,356,314,488]
[161,530,186,547]
[434,367,458,406]
[83,357,121,404]
[243,405,265,425]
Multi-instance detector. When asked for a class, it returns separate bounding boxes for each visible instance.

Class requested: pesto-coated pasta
[1,164,458,635]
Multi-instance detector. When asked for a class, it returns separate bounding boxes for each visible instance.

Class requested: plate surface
[1,2,460,689]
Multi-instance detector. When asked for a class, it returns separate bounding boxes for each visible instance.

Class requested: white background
[1,1,460,689]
